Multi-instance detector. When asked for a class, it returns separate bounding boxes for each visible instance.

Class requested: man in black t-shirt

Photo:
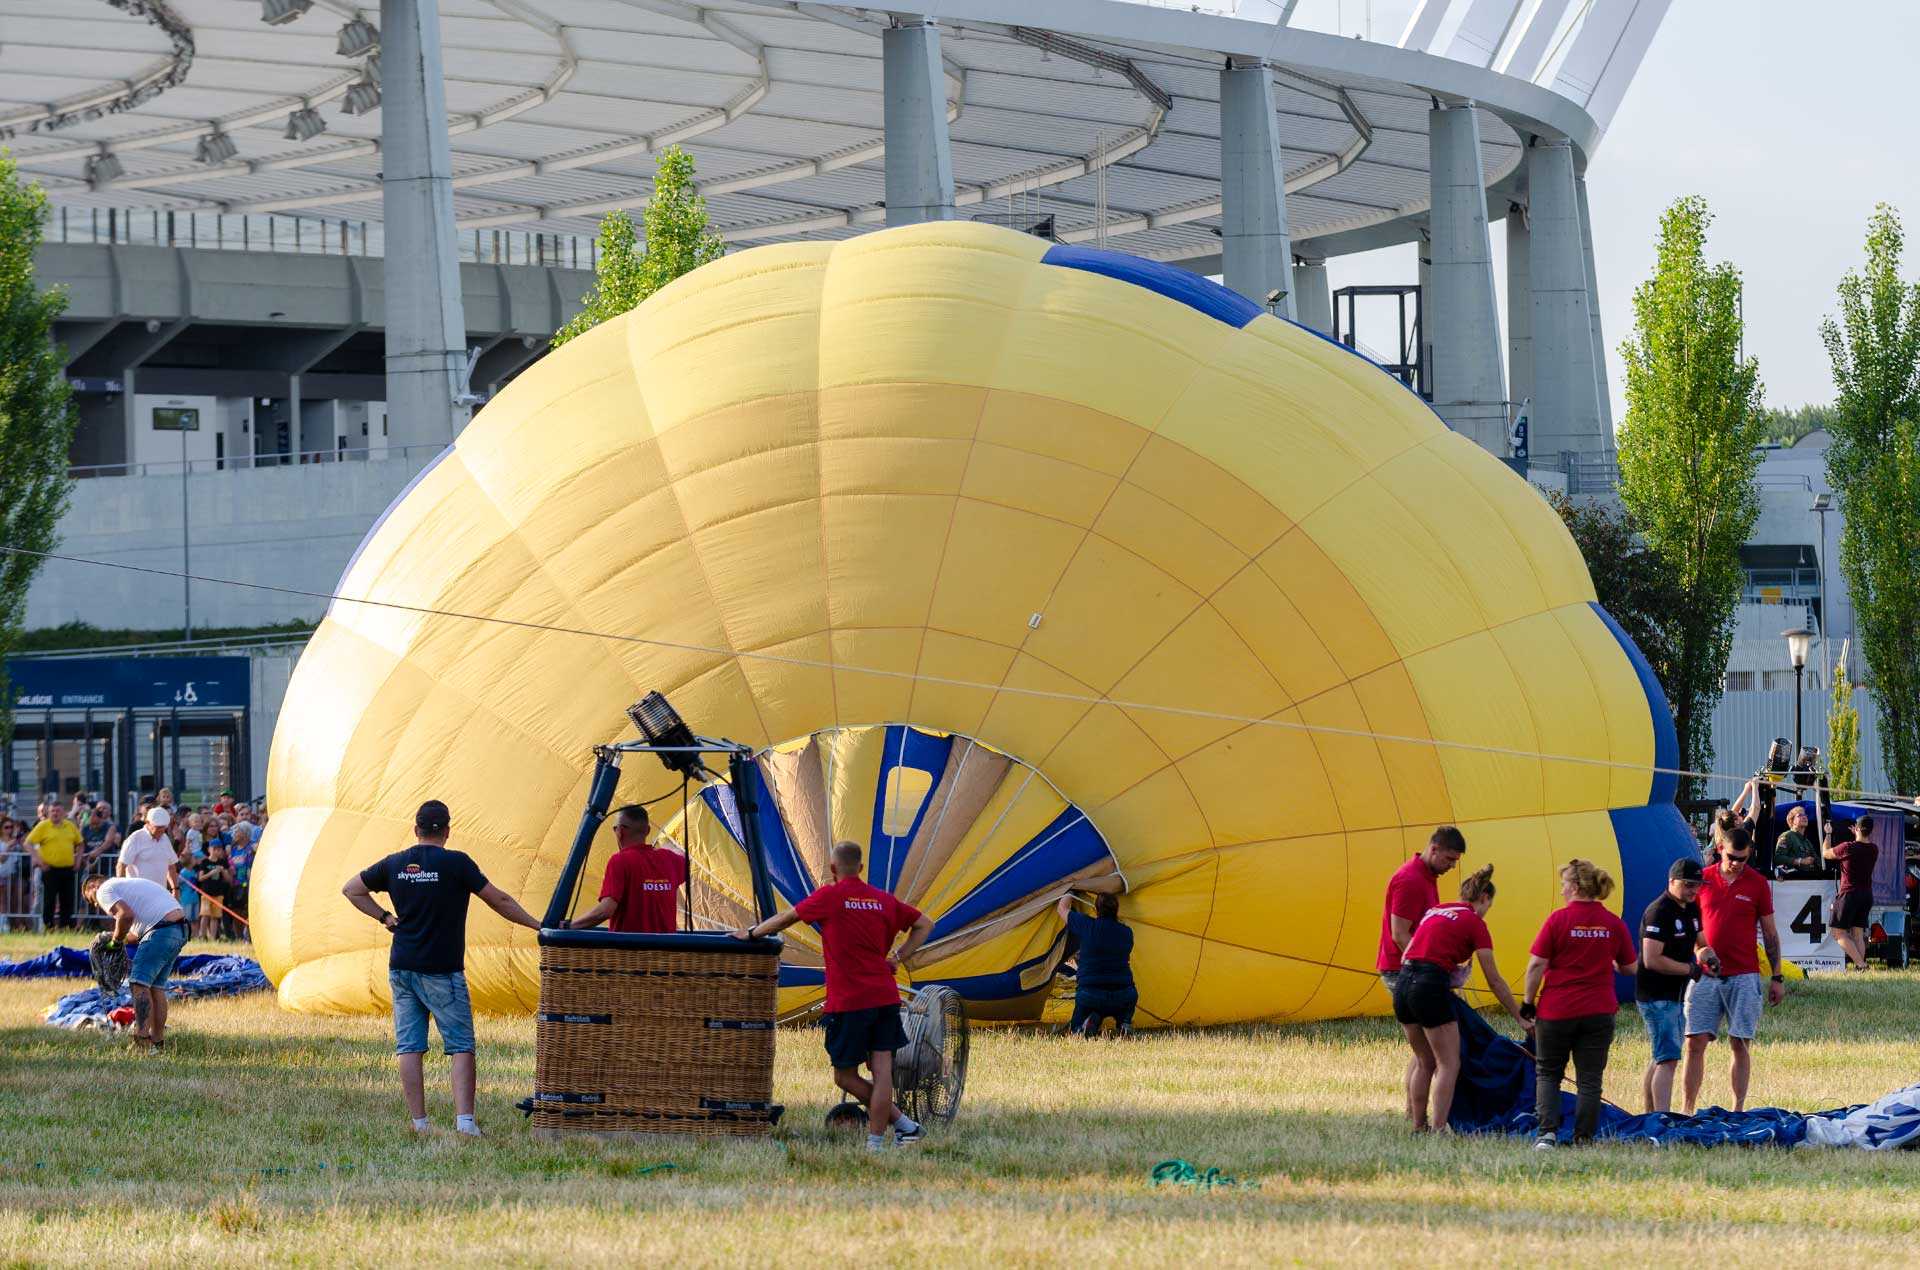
[1636,857,1704,1114]
[342,799,541,1137]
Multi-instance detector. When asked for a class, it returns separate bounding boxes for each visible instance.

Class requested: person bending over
[1376,825,1467,1129]
[85,875,190,1051]
[1683,825,1784,1114]
[1056,890,1136,1037]
[1637,858,1705,1114]
[1824,817,1878,972]
[731,841,934,1151]
[342,799,542,1137]
[1392,864,1527,1134]
[1522,859,1638,1147]
[567,804,688,933]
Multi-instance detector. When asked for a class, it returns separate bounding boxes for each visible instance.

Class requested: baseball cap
[145,807,171,829]
[1669,857,1703,882]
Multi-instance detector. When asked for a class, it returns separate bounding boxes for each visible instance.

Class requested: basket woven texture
[532,941,779,1137]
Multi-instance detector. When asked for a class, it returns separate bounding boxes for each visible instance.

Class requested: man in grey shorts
[1683,826,1784,1114]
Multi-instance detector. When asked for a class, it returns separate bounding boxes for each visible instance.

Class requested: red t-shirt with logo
[792,876,923,1013]
[1698,863,1774,976]
[1376,855,1441,972]
[1404,901,1493,971]
[600,844,688,933]
[1528,899,1636,1020]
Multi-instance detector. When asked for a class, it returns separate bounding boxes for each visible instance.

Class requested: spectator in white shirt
[118,808,181,894]
[86,875,189,1050]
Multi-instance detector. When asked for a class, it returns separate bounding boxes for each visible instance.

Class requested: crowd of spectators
[0,787,266,939]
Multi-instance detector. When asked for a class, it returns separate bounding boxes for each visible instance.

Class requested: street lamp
[1811,491,1833,679]
[1784,627,1814,759]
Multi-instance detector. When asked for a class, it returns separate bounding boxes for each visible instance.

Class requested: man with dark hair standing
[1684,825,1785,1115]
[1637,857,1704,1114]
[1376,825,1466,1130]
[566,804,688,933]
[1824,817,1879,972]
[341,799,542,1137]
[731,840,934,1151]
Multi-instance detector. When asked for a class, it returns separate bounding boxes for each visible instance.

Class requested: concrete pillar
[1576,175,1614,442]
[1291,260,1333,334]
[381,0,469,452]
[1425,102,1507,453]
[1526,138,1603,462]
[122,366,139,474]
[882,19,954,227]
[1219,59,1295,319]
[1505,204,1533,415]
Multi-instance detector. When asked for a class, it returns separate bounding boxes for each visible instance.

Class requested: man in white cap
[118,807,180,894]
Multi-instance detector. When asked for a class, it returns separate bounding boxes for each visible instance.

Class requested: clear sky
[1297,0,1920,418]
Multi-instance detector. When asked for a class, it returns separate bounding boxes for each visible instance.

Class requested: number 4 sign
[1773,880,1844,972]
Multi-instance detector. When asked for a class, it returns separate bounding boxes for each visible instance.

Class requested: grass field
[3,929,1918,1267]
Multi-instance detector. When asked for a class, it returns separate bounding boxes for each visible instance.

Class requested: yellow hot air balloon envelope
[254,221,1693,1024]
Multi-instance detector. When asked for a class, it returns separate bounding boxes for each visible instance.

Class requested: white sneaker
[1532,1136,1556,1150]
[455,1121,484,1138]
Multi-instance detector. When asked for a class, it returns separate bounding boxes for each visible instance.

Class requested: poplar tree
[555,145,725,346]
[1820,204,1920,792]
[1616,196,1765,795]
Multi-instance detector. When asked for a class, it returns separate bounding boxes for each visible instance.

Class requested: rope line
[8,545,1913,802]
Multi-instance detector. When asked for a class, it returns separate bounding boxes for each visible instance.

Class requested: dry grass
[2,930,1918,1266]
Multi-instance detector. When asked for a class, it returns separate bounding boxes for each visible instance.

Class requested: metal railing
[48,207,595,270]
[12,631,313,661]
[68,442,445,480]
[0,847,254,937]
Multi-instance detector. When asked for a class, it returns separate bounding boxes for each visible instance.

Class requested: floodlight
[86,153,123,184]
[341,78,381,116]
[337,18,380,57]
[1811,492,1832,513]
[627,693,702,777]
[285,107,326,141]
[196,131,238,165]
[261,0,313,25]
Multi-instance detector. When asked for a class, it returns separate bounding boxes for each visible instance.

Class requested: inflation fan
[826,985,970,1132]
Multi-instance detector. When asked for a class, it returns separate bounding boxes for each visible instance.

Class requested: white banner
[1773,880,1844,972]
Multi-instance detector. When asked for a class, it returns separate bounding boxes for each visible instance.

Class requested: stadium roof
[1,0,1630,262]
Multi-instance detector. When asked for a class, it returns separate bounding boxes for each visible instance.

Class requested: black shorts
[1391,961,1457,1029]
[823,1004,908,1070]
[1834,889,1873,930]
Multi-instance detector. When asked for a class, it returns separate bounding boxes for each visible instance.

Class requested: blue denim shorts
[130,920,190,988]
[1685,972,1763,1042]
[389,969,475,1056]
[1639,997,1685,1064]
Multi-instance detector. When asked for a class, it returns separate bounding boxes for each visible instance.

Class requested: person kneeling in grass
[731,841,934,1151]
[84,875,191,1051]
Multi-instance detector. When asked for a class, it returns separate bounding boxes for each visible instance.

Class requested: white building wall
[1706,686,1894,800]
[131,394,220,470]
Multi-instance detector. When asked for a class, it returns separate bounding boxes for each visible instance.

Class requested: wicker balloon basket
[530,929,784,1139]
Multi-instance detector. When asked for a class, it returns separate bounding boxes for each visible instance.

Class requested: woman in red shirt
[1521,859,1639,1147]
[1391,865,1529,1133]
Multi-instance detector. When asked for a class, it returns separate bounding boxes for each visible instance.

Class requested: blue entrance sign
[6,656,251,711]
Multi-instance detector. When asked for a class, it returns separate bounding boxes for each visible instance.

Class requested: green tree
[1616,196,1766,796]
[1545,491,1686,706]
[1829,640,1861,797]
[0,152,77,746]
[1755,402,1835,448]
[554,145,724,346]
[1820,203,1920,792]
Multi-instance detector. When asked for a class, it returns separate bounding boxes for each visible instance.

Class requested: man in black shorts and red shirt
[732,840,934,1150]
[1824,818,1879,971]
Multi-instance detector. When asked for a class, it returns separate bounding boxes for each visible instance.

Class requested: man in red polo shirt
[732,840,934,1151]
[567,805,688,934]
[1683,825,1784,1114]
[1376,825,1466,1130]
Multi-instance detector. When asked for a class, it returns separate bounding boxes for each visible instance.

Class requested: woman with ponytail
[1392,864,1529,1133]
[1521,859,1639,1147]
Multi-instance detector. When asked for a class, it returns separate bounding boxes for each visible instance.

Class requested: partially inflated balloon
[254,221,1693,1023]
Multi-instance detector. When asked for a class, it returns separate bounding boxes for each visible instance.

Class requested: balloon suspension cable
[6,546,1914,804]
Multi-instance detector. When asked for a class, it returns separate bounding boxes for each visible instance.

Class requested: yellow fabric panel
[924,498,1084,648]
[975,389,1147,478]
[825,724,886,853]
[1123,854,1217,938]
[1123,433,1291,556]
[1369,442,1548,630]
[1423,431,1597,612]
[689,499,826,653]
[904,631,1017,739]
[1295,685,1404,833]
[265,622,396,815]
[1204,835,1344,955]
[1460,815,1577,988]
[1178,714,1342,845]
[911,772,1066,917]
[913,921,1051,984]
[655,394,818,532]
[1021,534,1200,694]
[1093,482,1246,597]
[961,440,1117,528]
[737,631,837,750]
[1090,767,1211,868]
[1555,605,1659,808]
[975,654,1102,789]
[1403,632,1545,825]
[1301,827,1414,1014]
[1125,921,1203,1026]
[1347,662,1455,829]
[828,628,922,725]
[330,452,484,657]
[247,804,338,982]
[823,493,952,631]
[1110,604,1289,761]
[1492,611,1615,814]
[818,380,986,443]
[1208,561,1341,704]
[1179,937,1324,1024]
[1041,703,1172,811]
[1254,531,1399,681]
